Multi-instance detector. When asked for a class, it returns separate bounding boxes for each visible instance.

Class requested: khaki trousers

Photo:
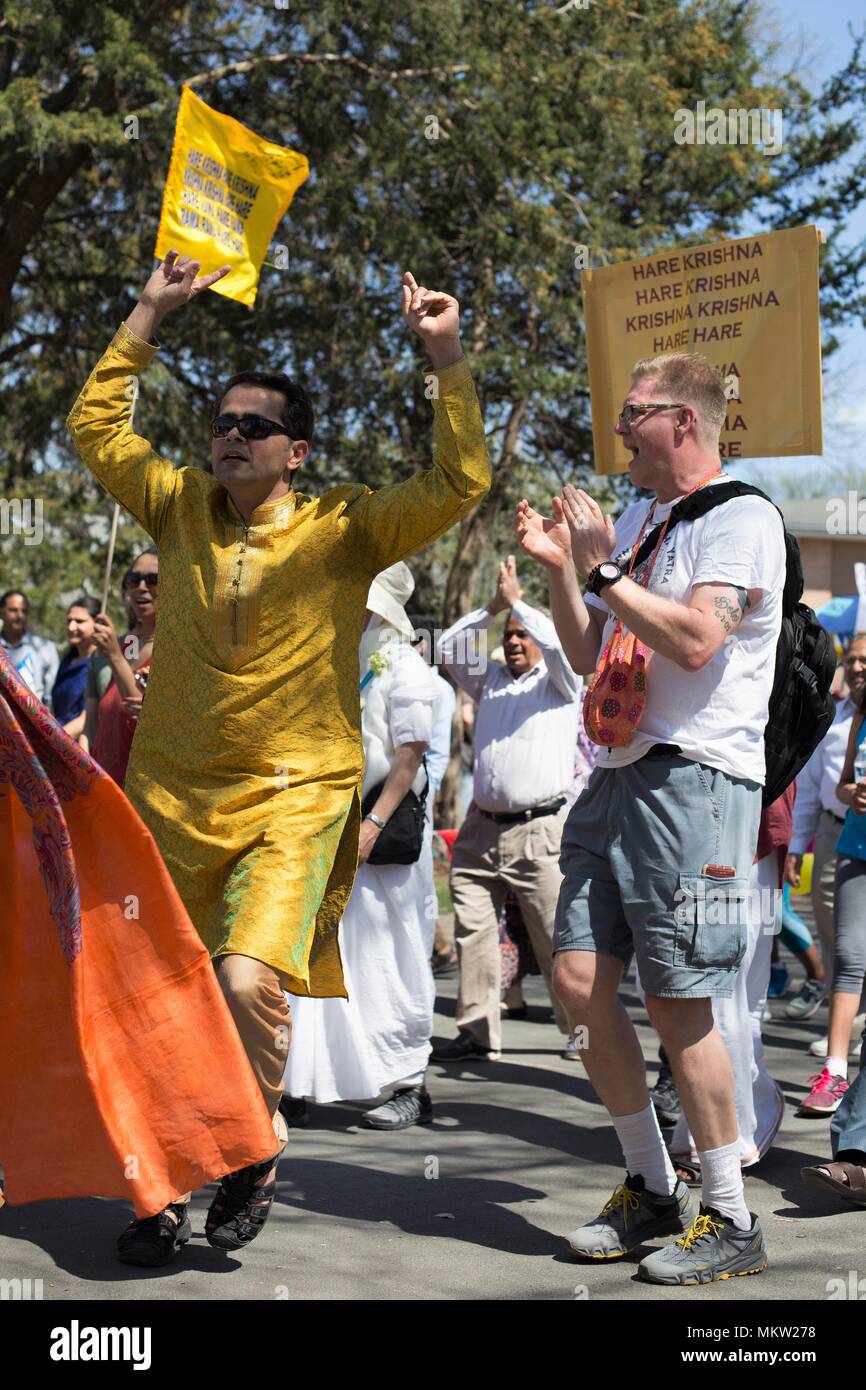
[215,954,292,1120]
[449,803,570,1052]
[173,955,289,1206]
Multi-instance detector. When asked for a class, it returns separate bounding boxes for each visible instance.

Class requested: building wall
[797,536,866,612]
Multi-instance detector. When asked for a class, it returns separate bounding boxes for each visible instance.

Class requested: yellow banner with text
[155,86,309,308]
[581,225,823,474]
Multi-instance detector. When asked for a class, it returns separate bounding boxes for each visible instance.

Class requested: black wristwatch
[586,560,625,597]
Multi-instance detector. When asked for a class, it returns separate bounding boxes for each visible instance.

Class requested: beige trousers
[173,954,289,1206]
[449,803,570,1052]
[215,954,292,1119]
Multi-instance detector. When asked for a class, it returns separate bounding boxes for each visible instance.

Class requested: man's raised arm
[346,271,491,571]
[66,251,230,542]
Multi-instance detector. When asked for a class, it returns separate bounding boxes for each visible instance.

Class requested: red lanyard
[626,470,724,588]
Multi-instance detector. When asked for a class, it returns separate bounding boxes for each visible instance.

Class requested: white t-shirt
[584,478,786,784]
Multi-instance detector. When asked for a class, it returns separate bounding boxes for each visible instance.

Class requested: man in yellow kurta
[67,250,490,1263]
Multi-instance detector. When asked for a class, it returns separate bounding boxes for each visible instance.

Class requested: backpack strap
[629,480,779,574]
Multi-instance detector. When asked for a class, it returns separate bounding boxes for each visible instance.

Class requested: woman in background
[51,595,101,740]
[81,549,157,787]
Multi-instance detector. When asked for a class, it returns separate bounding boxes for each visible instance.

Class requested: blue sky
[731,0,866,495]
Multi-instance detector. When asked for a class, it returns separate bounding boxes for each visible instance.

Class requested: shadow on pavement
[429,1100,616,1164]
[0,1193,245,1283]
[277,1158,560,1256]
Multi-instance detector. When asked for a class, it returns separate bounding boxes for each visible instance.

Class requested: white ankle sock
[699,1140,751,1230]
[825,1056,849,1079]
[612,1103,677,1197]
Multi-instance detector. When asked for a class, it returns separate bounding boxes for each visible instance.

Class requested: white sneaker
[562,1035,581,1062]
[809,1013,865,1059]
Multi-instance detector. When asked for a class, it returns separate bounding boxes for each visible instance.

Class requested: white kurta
[284,628,437,1102]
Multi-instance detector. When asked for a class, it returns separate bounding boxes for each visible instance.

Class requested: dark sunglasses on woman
[122,572,159,591]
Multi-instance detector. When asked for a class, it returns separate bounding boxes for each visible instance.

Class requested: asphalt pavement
[1,947,862,1303]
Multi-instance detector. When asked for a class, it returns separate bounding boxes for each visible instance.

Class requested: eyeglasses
[212,413,292,441]
[618,402,686,426]
[122,572,159,591]
[844,656,866,667]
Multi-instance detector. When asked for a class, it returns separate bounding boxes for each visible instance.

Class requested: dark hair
[0,589,28,609]
[216,372,314,444]
[67,595,101,620]
[408,613,439,661]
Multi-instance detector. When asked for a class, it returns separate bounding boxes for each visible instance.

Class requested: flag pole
[100,501,120,613]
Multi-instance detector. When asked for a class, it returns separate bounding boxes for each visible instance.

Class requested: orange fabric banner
[0,651,277,1218]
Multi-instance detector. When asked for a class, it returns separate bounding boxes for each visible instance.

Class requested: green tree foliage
[1,0,864,637]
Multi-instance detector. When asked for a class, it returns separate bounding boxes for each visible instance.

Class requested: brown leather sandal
[800,1161,866,1205]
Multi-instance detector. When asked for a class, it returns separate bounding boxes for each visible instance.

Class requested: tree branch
[186,52,470,89]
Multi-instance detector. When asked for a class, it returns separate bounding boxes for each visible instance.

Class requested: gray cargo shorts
[554,749,762,998]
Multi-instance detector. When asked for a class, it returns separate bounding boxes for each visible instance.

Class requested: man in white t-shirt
[515,351,785,1286]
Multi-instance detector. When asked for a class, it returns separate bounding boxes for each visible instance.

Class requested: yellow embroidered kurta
[67,325,490,996]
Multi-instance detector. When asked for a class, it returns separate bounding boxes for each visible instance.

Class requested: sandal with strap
[801,1160,866,1205]
[206,1119,289,1251]
[116,1201,192,1267]
[669,1150,702,1187]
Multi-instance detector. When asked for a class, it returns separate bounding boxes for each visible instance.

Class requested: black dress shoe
[430,1031,502,1062]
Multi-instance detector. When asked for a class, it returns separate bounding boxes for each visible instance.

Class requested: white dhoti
[668,852,785,1162]
[283,631,437,1104]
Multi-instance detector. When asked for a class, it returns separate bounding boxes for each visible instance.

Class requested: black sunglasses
[122,572,159,591]
[212,413,292,441]
[618,402,686,426]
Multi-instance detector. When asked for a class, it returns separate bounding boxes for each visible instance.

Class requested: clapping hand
[488,555,523,615]
[513,497,573,571]
[560,484,616,579]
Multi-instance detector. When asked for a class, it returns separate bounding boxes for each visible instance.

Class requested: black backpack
[629,480,837,806]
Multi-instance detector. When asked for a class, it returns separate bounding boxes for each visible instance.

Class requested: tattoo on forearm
[732,586,751,614]
[712,595,745,633]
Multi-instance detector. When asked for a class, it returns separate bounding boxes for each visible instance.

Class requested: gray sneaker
[361,1086,433,1130]
[638,1206,767,1285]
[566,1173,692,1259]
[785,978,826,1020]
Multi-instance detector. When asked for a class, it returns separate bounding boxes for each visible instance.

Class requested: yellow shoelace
[600,1183,641,1227]
[676,1212,724,1250]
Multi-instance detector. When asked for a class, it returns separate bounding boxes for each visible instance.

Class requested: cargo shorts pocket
[673,873,748,970]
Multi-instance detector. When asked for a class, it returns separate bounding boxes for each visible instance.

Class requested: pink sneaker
[797,1068,849,1116]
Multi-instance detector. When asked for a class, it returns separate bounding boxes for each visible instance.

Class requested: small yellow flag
[155,86,309,307]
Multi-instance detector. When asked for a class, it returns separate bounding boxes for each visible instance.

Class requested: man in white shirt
[515,351,785,1286]
[786,636,866,1003]
[430,556,582,1061]
[0,590,59,710]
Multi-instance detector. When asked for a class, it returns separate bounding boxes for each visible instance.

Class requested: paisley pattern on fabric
[0,650,102,964]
